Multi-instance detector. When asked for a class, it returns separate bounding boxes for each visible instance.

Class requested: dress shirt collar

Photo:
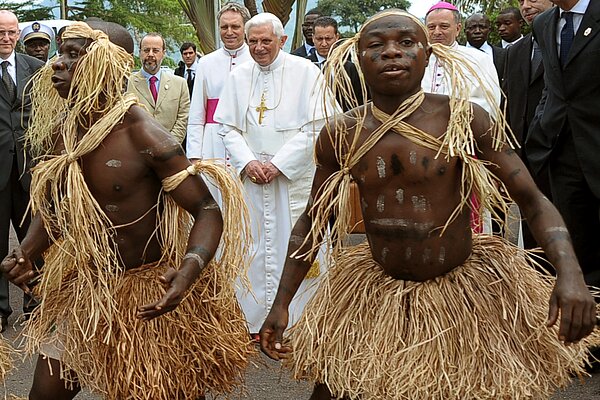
[502,35,523,48]
[560,0,589,13]
[140,68,162,83]
[0,51,16,81]
[304,43,315,54]
[466,41,494,57]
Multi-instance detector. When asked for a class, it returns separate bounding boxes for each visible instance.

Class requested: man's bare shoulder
[119,105,183,159]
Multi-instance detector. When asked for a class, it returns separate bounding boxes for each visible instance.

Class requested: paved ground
[3,226,600,399]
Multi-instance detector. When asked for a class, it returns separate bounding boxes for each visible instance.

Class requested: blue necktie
[560,12,574,67]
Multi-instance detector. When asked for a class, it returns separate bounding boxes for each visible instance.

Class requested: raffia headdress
[297,9,516,260]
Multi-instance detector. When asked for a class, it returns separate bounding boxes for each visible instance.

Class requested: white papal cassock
[215,51,333,334]
[422,43,500,117]
[186,43,253,204]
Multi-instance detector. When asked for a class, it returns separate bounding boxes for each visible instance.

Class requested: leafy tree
[317,0,411,33]
[455,0,520,16]
[1,1,55,22]
[65,0,197,52]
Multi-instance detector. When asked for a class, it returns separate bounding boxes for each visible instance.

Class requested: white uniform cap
[20,22,55,44]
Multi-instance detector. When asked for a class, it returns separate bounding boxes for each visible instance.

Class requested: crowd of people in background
[1,0,600,398]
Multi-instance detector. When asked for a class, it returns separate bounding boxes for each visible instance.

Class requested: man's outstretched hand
[260,306,292,360]
[137,267,195,321]
[1,247,35,293]
[546,273,597,344]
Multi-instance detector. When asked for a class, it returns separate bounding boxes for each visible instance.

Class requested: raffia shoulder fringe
[299,9,516,262]
[287,235,600,400]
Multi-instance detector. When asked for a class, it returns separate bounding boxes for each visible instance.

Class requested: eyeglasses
[0,30,20,38]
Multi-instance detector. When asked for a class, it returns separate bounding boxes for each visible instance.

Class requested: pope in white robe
[214,13,335,334]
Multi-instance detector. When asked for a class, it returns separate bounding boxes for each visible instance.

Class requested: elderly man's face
[0,12,20,59]
[247,24,287,67]
[426,9,461,46]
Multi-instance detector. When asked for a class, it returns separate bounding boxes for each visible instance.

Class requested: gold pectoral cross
[256,92,268,124]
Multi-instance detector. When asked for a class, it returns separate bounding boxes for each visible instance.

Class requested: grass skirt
[0,338,13,381]
[23,261,254,399]
[288,235,600,399]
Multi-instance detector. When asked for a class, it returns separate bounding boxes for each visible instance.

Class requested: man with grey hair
[215,12,334,336]
[186,2,253,206]
[423,1,500,117]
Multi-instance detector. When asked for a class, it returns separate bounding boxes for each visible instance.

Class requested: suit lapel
[155,73,169,109]
[517,35,532,83]
[564,0,600,66]
[543,8,562,71]
[133,72,155,108]
[15,54,32,104]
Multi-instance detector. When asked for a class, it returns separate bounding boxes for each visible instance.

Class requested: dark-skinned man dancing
[260,9,599,400]
[1,22,253,400]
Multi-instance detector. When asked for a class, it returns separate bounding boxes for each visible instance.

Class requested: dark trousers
[549,132,600,286]
[0,158,37,318]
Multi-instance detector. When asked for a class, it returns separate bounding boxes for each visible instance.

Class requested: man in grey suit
[527,0,600,285]
[0,10,44,332]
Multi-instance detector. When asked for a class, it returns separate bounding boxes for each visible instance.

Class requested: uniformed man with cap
[20,21,54,62]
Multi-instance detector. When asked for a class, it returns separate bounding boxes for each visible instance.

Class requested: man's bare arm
[260,122,341,359]
[131,111,223,319]
[474,105,596,343]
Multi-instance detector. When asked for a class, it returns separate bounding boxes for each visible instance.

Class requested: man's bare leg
[29,355,80,400]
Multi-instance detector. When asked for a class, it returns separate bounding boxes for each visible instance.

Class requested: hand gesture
[262,162,281,183]
[259,306,292,360]
[547,273,596,344]
[0,247,35,293]
[245,160,269,185]
[137,267,195,321]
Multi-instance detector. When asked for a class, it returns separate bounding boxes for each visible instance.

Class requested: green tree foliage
[317,0,411,33]
[1,1,55,22]
[455,0,519,16]
[66,0,197,52]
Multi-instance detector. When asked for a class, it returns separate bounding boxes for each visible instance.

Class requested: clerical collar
[223,43,247,57]
[258,51,285,72]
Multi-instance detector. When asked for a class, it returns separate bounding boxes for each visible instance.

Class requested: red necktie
[149,75,158,103]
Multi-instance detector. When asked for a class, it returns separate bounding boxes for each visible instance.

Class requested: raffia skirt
[288,235,600,399]
[0,338,13,381]
[24,261,254,400]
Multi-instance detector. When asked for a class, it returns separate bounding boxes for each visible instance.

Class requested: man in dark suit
[174,42,199,96]
[464,13,507,82]
[307,16,365,111]
[291,8,321,57]
[0,10,44,332]
[527,0,600,285]
[503,0,554,251]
